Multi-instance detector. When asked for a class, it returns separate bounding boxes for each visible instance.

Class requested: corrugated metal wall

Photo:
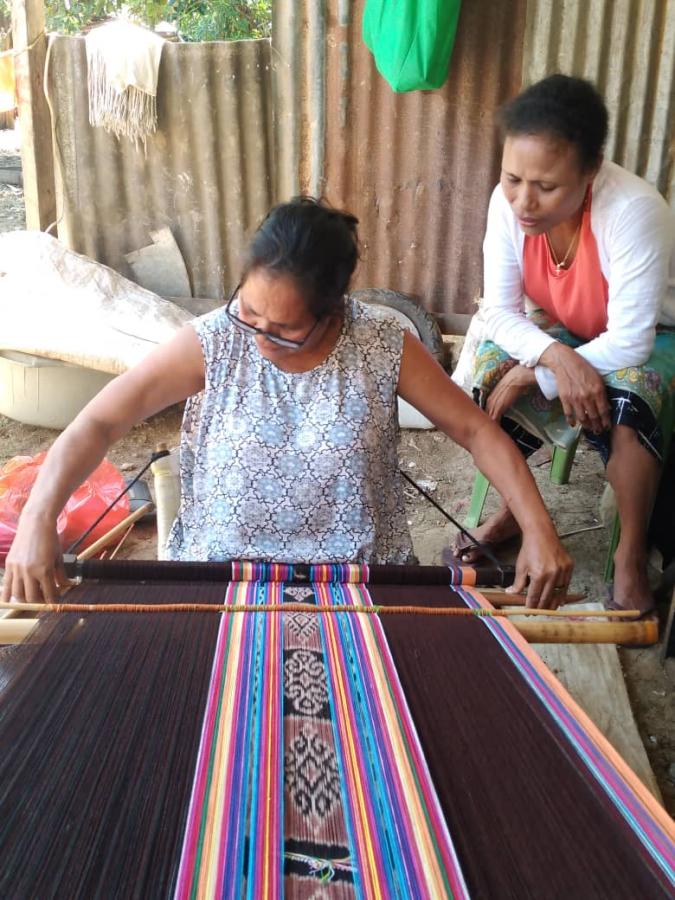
[46,35,274,299]
[41,3,674,321]
[274,0,528,329]
[523,0,675,208]
[273,0,674,326]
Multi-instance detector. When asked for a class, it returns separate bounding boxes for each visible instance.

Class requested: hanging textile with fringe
[0,562,673,897]
[85,20,164,148]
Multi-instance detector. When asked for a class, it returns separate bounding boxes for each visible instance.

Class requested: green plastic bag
[362,0,462,93]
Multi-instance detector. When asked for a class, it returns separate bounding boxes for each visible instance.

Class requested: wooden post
[11,0,55,229]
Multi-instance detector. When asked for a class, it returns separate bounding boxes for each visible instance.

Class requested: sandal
[443,534,499,565]
[444,530,521,566]
[604,586,657,621]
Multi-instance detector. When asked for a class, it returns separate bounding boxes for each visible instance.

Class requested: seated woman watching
[2,198,571,608]
[459,75,675,616]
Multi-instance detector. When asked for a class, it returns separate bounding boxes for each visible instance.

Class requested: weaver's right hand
[1,511,68,605]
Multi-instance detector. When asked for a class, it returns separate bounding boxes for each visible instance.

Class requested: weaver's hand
[1,511,68,605]
[485,365,537,421]
[540,344,611,434]
[510,528,573,609]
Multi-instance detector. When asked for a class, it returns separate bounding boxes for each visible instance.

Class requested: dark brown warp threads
[0,581,223,899]
[372,583,673,899]
[3,577,668,898]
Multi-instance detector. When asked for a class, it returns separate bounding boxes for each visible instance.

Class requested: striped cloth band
[175,580,468,898]
[460,586,675,890]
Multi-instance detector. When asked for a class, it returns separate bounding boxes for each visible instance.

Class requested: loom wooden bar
[514,618,658,645]
[0,618,38,643]
[480,589,586,607]
[0,601,638,619]
[75,503,155,560]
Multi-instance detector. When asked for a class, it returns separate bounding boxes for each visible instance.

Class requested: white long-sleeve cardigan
[482,161,675,400]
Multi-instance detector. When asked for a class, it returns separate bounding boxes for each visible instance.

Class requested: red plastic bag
[0,454,130,566]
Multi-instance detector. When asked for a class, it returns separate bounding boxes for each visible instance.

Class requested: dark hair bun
[498,74,608,170]
[243,197,360,318]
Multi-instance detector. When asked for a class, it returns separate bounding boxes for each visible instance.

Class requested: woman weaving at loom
[2,202,673,900]
[3,198,570,608]
[455,75,675,616]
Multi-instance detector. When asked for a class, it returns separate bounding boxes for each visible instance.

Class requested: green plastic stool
[466,406,673,583]
[465,435,618,583]
[464,440,580,531]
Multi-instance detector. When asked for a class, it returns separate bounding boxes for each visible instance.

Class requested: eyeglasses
[225,284,320,350]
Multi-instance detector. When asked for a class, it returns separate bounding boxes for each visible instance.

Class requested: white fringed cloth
[85,20,165,149]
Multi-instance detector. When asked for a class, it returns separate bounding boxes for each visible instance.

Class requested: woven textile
[0,566,673,898]
[176,579,466,898]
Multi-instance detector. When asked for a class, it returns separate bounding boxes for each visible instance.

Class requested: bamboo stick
[0,618,39,644]
[0,604,652,646]
[480,589,586,607]
[108,523,136,560]
[0,618,651,646]
[0,601,641,618]
[75,502,154,561]
[514,618,658,646]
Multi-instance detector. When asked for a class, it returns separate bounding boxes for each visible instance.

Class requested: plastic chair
[467,421,674,584]
[465,435,619,583]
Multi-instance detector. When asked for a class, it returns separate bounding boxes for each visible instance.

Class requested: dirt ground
[1,126,673,814]
[0,130,25,234]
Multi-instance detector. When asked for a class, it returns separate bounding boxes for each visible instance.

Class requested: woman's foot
[609,549,655,616]
[451,505,521,563]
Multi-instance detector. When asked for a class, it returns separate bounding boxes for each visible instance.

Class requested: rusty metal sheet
[46,35,274,300]
[523,0,675,208]
[274,0,528,329]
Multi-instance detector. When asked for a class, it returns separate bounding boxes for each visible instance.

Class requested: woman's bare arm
[2,325,205,604]
[397,331,572,607]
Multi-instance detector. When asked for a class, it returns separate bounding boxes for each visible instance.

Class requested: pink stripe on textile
[316,582,470,899]
[213,585,255,898]
[174,609,231,898]
[175,582,281,900]
[250,582,284,900]
[462,586,675,886]
[317,589,388,895]
[349,582,469,897]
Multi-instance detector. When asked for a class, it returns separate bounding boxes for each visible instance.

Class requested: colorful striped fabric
[2,568,673,897]
[176,579,469,899]
[461,586,675,892]
[174,575,674,899]
[175,581,284,899]
[316,581,469,898]
[230,562,369,583]
[229,561,476,585]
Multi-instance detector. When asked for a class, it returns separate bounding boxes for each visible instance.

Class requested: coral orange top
[523,198,609,341]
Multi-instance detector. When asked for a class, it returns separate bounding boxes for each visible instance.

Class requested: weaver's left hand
[510,528,573,609]
[485,365,538,422]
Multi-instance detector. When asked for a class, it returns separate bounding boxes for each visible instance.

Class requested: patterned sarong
[473,310,675,464]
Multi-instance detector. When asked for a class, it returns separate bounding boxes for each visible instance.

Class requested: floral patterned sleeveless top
[165,298,415,564]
